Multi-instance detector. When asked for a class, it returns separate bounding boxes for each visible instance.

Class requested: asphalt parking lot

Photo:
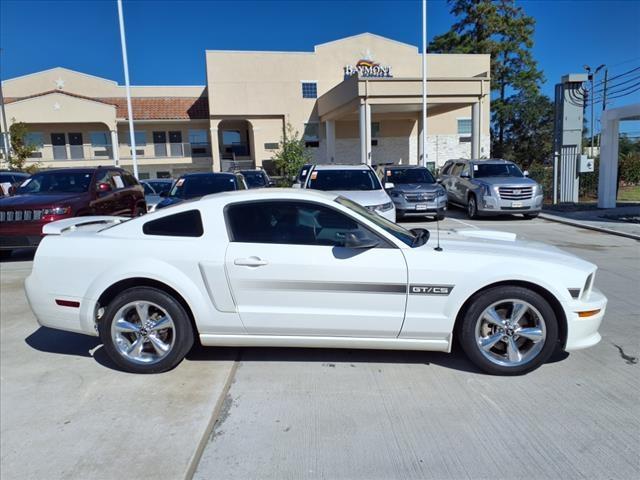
[1,208,639,480]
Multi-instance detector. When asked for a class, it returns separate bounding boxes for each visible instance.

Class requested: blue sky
[1,0,639,133]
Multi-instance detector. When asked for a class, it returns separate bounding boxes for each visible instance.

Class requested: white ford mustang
[25,189,606,375]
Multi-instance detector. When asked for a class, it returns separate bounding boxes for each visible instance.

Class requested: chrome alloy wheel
[110,301,176,365]
[475,299,546,367]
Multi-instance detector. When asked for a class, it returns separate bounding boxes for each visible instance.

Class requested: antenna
[434,213,443,251]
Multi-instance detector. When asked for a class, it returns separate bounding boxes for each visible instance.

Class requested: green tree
[429,0,544,157]
[8,121,39,173]
[272,123,311,186]
[500,91,554,167]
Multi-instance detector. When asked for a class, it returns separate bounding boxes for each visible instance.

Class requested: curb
[539,213,640,241]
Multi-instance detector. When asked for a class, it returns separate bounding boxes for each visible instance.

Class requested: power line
[593,73,640,95]
[592,66,640,89]
[586,80,640,105]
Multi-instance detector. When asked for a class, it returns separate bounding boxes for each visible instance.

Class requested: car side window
[226,201,385,247]
[461,164,470,177]
[122,172,138,187]
[94,170,114,190]
[451,163,463,176]
[143,210,204,237]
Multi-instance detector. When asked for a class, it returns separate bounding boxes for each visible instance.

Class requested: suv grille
[404,192,436,202]
[498,186,533,200]
[0,210,43,222]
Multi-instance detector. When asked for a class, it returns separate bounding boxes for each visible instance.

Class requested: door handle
[234,256,268,267]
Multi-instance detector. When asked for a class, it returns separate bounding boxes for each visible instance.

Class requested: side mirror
[160,190,169,197]
[436,178,443,184]
[523,170,529,177]
[384,182,395,190]
[343,232,379,249]
[97,182,112,193]
[268,180,276,187]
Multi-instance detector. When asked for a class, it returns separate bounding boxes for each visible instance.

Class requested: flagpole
[421,0,428,168]
[117,0,138,178]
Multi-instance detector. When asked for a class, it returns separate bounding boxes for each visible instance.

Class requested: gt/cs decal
[409,285,454,296]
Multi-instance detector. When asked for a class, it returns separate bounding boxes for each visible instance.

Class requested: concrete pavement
[0,260,237,480]
[194,209,640,480]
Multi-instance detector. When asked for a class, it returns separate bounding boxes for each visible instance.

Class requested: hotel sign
[344,56,393,78]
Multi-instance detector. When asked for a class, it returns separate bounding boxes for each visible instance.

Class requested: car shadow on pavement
[25,327,570,375]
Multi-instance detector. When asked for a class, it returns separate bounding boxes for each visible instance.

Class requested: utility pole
[584,64,605,158]
[117,0,139,178]
[421,0,427,168]
[0,49,11,166]
[601,69,609,111]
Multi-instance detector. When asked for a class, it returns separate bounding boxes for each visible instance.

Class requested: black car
[238,169,275,189]
[156,172,247,209]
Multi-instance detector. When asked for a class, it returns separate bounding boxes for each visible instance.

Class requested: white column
[471,101,480,159]
[210,122,220,172]
[597,116,619,209]
[110,130,120,167]
[365,103,372,165]
[359,103,367,164]
[418,117,424,166]
[325,120,336,163]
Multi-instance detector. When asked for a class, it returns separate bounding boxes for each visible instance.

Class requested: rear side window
[143,210,204,237]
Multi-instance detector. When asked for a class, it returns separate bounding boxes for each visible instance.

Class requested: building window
[125,131,147,146]
[301,82,317,99]
[189,129,209,157]
[303,123,319,148]
[25,132,44,148]
[457,118,472,135]
[90,132,111,147]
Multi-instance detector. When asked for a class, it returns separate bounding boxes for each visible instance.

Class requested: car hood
[331,189,391,207]
[426,229,594,271]
[0,193,87,208]
[392,183,443,194]
[472,176,538,186]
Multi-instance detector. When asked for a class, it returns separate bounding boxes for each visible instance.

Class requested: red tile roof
[5,90,210,120]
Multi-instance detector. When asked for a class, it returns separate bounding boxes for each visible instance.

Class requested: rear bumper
[25,273,98,336]
[562,287,607,351]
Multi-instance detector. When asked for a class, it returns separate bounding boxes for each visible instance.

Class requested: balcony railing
[24,142,212,162]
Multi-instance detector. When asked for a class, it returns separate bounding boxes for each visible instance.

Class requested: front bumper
[477,194,544,215]
[562,287,607,351]
[393,196,448,217]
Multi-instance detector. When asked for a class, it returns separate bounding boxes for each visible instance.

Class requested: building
[1,33,490,178]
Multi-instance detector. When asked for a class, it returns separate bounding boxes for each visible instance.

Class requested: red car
[0,167,146,257]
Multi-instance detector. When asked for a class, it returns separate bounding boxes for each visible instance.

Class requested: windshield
[308,169,381,191]
[241,171,267,187]
[169,175,237,199]
[142,183,155,195]
[336,196,418,247]
[17,171,92,194]
[147,181,172,194]
[474,163,523,178]
[387,168,435,184]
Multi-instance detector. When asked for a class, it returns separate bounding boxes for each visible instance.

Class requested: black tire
[99,287,194,374]
[457,286,559,375]
[523,213,539,220]
[466,195,478,219]
[134,205,146,217]
[436,213,445,221]
[0,250,12,260]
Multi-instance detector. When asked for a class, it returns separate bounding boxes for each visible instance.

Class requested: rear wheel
[466,195,478,219]
[99,287,194,373]
[458,286,558,375]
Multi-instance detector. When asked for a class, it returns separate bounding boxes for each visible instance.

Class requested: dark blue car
[156,172,247,210]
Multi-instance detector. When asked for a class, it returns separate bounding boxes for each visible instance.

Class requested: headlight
[437,189,447,199]
[537,184,543,196]
[42,206,70,216]
[375,202,394,212]
[477,183,491,196]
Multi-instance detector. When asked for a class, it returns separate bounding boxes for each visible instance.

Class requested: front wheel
[466,195,478,219]
[99,287,194,373]
[458,286,558,375]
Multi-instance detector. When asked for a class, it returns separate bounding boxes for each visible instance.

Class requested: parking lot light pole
[421,0,428,168]
[117,0,139,178]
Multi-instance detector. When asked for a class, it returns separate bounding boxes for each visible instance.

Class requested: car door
[445,162,464,203]
[91,170,119,215]
[223,200,408,337]
[457,162,473,205]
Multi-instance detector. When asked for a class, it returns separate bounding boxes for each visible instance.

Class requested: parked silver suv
[438,159,543,219]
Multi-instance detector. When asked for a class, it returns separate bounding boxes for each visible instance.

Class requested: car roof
[180,172,236,179]
[385,165,428,170]
[311,164,371,171]
[144,178,173,182]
